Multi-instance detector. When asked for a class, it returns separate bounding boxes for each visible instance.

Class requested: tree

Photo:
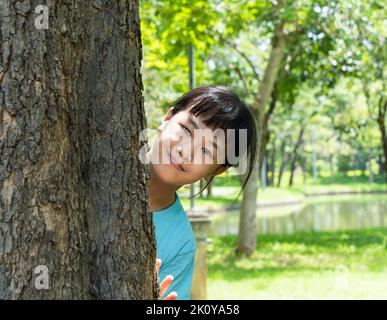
[227,0,288,256]
[354,0,386,179]
[0,1,157,299]
[230,0,361,254]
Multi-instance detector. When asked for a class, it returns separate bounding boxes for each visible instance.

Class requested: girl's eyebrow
[186,114,199,129]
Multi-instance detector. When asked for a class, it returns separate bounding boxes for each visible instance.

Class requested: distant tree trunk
[329,154,335,183]
[368,155,374,183]
[264,149,270,186]
[0,1,157,299]
[288,127,305,187]
[237,1,286,255]
[362,82,386,181]
[268,137,276,186]
[277,136,290,187]
[206,178,213,198]
[237,160,259,255]
[377,99,387,181]
[353,154,360,182]
[378,154,384,176]
[300,146,307,185]
[199,179,204,198]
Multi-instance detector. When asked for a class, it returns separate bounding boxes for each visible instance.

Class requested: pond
[208,194,387,236]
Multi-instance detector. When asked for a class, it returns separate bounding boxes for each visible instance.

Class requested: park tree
[229,0,375,254]
[0,1,157,299]
[323,78,383,179]
[353,0,386,178]
[217,0,349,254]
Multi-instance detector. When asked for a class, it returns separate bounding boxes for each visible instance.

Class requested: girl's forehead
[177,110,218,131]
[173,110,232,148]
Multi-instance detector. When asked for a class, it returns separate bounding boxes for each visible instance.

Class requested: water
[209,194,387,236]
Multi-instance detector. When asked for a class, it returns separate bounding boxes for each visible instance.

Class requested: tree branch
[218,34,261,84]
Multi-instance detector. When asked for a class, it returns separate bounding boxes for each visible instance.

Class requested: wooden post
[187,209,211,300]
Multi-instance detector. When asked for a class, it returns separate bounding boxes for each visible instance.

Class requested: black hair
[169,85,259,200]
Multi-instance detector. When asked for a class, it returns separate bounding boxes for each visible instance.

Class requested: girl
[147,85,258,300]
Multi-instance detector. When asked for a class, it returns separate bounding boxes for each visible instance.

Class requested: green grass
[207,228,387,299]
[180,173,386,210]
[291,174,386,195]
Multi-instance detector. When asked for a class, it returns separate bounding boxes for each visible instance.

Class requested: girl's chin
[152,163,183,179]
[151,164,196,185]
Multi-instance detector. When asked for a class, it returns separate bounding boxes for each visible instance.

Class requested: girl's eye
[201,147,211,156]
[181,124,191,136]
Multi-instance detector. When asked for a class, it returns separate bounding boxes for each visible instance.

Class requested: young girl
[147,85,258,300]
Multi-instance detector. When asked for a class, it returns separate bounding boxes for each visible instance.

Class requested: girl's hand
[156,258,178,300]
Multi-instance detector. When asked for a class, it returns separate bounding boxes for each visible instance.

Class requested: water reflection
[209,194,387,236]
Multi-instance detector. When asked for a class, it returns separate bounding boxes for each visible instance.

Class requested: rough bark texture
[237,4,286,255]
[0,1,157,299]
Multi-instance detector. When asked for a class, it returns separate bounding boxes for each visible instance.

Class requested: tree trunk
[237,160,259,255]
[362,82,386,181]
[268,136,276,186]
[288,127,305,187]
[377,99,387,181]
[206,178,213,198]
[301,154,307,185]
[0,1,157,299]
[199,179,204,198]
[368,155,374,183]
[237,2,286,255]
[265,150,270,186]
[378,154,384,176]
[277,136,289,187]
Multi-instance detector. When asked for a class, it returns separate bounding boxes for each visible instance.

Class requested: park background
[140,0,386,299]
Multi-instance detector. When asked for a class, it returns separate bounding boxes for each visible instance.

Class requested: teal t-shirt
[152,192,196,300]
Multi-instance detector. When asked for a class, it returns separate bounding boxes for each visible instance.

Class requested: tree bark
[237,160,259,255]
[237,3,286,255]
[0,1,157,299]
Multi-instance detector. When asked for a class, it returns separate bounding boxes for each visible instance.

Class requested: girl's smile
[168,151,185,172]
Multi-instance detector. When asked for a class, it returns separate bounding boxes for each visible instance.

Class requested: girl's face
[150,108,227,186]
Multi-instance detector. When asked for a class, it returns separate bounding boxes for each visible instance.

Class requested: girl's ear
[158,107,174,132]
[203,166,227,181]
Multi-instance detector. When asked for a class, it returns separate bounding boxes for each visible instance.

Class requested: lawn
[207,228,387,299]
[180,173,386,210]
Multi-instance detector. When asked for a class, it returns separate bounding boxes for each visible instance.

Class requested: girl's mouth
[169,152,185,172]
